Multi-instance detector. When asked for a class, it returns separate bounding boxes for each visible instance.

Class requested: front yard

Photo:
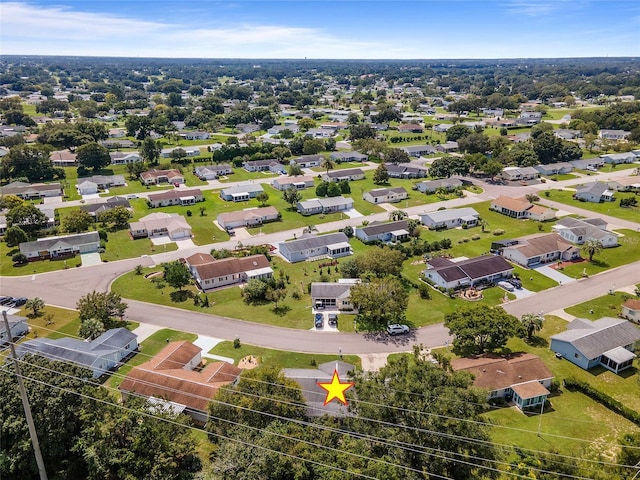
[544,188,640,223]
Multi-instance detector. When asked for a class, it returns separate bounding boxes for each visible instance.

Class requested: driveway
[532,265,576,285]
[194,334,235,364]
[510,286,535,299]
[343,208,363,218]
[174,238,196,250]
[80,252,102,266]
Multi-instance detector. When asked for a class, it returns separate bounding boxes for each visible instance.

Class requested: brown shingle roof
[191,254,270,280]
[148,189,202,202]
[185,252,215,266]
[623,299,640,311]
[492,196,531,212]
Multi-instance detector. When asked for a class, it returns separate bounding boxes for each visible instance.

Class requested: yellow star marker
[317,369,354,406]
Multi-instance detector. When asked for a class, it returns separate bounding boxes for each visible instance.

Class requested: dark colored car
[508,278,522,289]
[314,313,324,329]
[0,296,14,306]
[11,297,28,307]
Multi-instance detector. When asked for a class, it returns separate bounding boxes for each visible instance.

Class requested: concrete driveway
[343,208,363,218]
[532,265,576,285]
[80,252,102,266]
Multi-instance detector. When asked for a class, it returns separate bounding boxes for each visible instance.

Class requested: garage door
[171,230,189,239]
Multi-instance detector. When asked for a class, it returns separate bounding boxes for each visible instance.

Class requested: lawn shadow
[362,330,417,347]
[526,336,549,348]
[272,305,291,316]
[590,259,610,268]
[170,290,194,303]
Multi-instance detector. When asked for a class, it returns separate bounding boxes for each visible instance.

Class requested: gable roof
[358,220,408,236]
[505,233,576,259]
[220,183,264,195]
[19,231,100,254]
[326,168,364,178]
[575,182,612,197]
[311,282,355,299]
[420,207,479,223]
[551,317,640,360]
[366,187,408,198]
[148,189,203,203]
[188,254,270,280]
[279,232,349,254]
[623,299,640,312]
[492,196,532,212]
[427,255,513,282]
[217,207,278,224]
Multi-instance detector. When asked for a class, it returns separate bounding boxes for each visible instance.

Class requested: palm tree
[389,210,408,222]
[25,297,45,316]
[478,219,488,233]
[581,239,604,262]
[321,157,335,175]
[303,224,318,234]
[520,313,544,340]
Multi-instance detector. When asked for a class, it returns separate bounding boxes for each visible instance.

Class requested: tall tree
[282,186,302,210]
[288,163,303,176]
[581,238,604,262]
[520,313,544,340]
[163,260,192,292]
[61,209,93,233]
[350,276,409,330]
[354,247,405,278]
[76,290,127,328]
[97,206,132,230]
[255,191,270,207]
[6,203,49,236]
[4,225,28,247]
[1,144,57,182]
[373,162,389,185]
[389,209,408,221]
[76,142,111,172]
[320,157,334,174]
[24,297,45,316]
[140,136,162,165]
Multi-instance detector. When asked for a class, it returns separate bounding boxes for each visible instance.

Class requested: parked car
[497,281,515,292]
[11,297,28,307]
[507,278,522,289]
[314,313,324,329]
[328,314,338,327]
[126,194,139,199]
[0,296,14,306]
[226,227,235,236]
[173,182,180,187]
[387,324,409,336]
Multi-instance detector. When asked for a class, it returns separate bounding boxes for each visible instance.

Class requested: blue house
[219,183,264,202]
[550,317,640,374]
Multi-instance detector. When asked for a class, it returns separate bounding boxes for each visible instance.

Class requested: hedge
[563,377,640,426]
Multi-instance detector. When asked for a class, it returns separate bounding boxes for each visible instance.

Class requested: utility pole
[2,310,48,480]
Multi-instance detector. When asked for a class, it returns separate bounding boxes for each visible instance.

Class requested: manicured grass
[16,305,79,340]
[209,341,361,369]
[564,291,634,320]
[101,230,178,261]
[512,266,558,291]
[216,168,279,183]
[104,328,198,390]
[0,242,89,276]
[545,188,640,223]
[545,173,579,181]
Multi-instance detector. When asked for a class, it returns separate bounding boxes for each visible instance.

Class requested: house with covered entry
[219,183,265,202]
[363,187,408,204]
[550,317,640,374]
[160,147,202,159]
[552,217,618,248]
[600,152,636,164]
[19,231,101,260]
[80,174,126,190]
[330,151,369,163]
[574,182,615,203]
[534,162,574,176]
[129,213,192,240]
[119,341,242,424]
[242,159,286,173]
[451,353,553,411]
[147,189,204,208]
[397,123,424,133]
[401,145,436,157]
[355,220,410,243]
[140,169,184,185]
[17,328,138,378]
[385,163,428,179]
[185,253,273,290]
[80,196,131,217]
[311,280,359,311]
[322,168,365,183]
[415,177,463,194]
[500,233,580,268]
[423,255,514,290]
[217,207,280,229]
[296,196,354,215]
[292,155,323,168]
[278,232,352,263]
[599,129,630,141]
[500,166,540,182]
[271,176,315,191]
[435,141,459,153]
[194,164,233,180]
[490,196,555,221]
[2,181,63,199]
[419,207,480,230]
[50,149,77,167]
[570,158,605,170]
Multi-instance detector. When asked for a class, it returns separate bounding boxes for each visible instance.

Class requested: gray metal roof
[279,232,350,255]
[20,231,100,253]
[358,220,408,236]
[311,282,352,299]
[221,183,264,195]
[420,207,479,223]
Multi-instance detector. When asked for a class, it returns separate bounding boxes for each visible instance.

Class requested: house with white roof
[217,207,280,229]
[321,168,365,183]
[600,152,636,164]
[185,253,273,290]
[501,166,540,182]
[420,207,480,230]
[271,176,315,191]
[129,213,192,240]
[355,220,410,243]
[278,232,352,263]
[296,196,354,215]
[219,183,264,202]
[363,187,408,204]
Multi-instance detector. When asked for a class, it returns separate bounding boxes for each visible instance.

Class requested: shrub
[233,338,241,349]
[12,253,28,265]
[471,234,481,240]
[492,229,505,236]
[186,209,193,217]
[134,264,143,275]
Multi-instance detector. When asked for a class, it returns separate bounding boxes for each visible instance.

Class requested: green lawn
[217,168,279,183]
[545,173,579,181]
[564,291,635,320]
[104,328,198,390]
[209,341,361,369]
[545,188,640,223]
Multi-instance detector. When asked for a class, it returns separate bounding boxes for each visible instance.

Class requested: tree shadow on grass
[590,259,610,268]
[272,305,291,316]
[525,336,549,348]
[170,290,193,303]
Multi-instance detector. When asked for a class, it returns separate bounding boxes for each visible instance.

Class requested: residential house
[194,164,233,180]
[185,253,273,290]
[108,128,126,138]
[419,207,480,230]
[518,111,542,125]
[129,213,192,240]
[180,131,210,140]
[385,163,428,179]
[283,361,354,417]
[500,233,581,267]
[490,196,555,221]
[278,232,352,263]
[362,187,408,204]
[100,139,136,149]
[296,196,354,215]
[600,152,636,164]
[501,166,540,182]
[80,174,126,190]
[401,145,436,157]
[606,176,640,193]
[574,182,615,203]
[242,159,286,173]
[570,158,605,170]
[451,353,553,411]
[50,149,77,167]
[311,280,359,311]
[397,124,424,133]
[355,220,410,243]
[552,217,618,248]
[219,183,265,202]
[599,129,631,141]
[292,155,323,168]
[76,180,98,195]
[306,128,334,138]
[0,314,29,343]
[433,124,454,133]
[321,168,365,183]
[110,152,141,165]
[330,151,369,163]
[267,124,299,135]
[140,169,184,185]
[550,317,640,374]
[534,162,574,176]
[481,108,504,117]
[415,177,463,194]
[554,129,582,140]
[1,181,63,199]
[160,147,201,158]
[435,141,459,153]
[423,255,514,290]
[271,176,315,191]
[621,299,640,324]
[119,341,242,424]
[17,328,138,378]
[19,231,101,260]
[217,207,280,229]
[80,196,131,217]
[236,123,260,134]
[147,189,204,208]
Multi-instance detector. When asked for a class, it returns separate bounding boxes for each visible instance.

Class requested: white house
[292,155,324,168]
[271,176,315,191]
[77,180,98,195]
[194,164,233,180]
[322,168,365,183]
[355,220,410,243]
[600,152,636,164]
[217,207,280,229]
[19,231,101,260]
[278,232,352,263]
[129,213,192,240]
[311,280,359,311]
[574,182,615,203]
[419,207,480,230]
[363,187,408,204]
[415,178,463,194]
[296,196,354,215]
[500,233,581,268]
[599,130,630,141]
[534,162,574,176]
[147,189,204,208]
[219,183,264,202]
[185,253,273,290]
[423,255,514,290]
[552,217,618,248]
[501,166,540,182]
[621,299,640,324]
[110,152,142,165]
[490,196,555,221]
[330,151,368,163]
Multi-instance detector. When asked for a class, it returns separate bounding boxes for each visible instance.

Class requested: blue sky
[1,1,638,58]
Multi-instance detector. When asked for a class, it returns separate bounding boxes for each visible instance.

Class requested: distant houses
[278,232,352,263]
[385,163,428,179]
[600,152,635,164]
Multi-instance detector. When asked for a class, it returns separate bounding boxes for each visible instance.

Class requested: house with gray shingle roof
[16,328,138,377]
[419,207,480,230]
[311,280,359,311]
[296,196,354,215]
[277,232,352,263]
[415,177,463,194]
[423,255,514,290]
[363,187,408,204]
[574,182,615,203]
[19,231,101,260]
[550,317,640,373]
[552,217,618,248]
[355,220,410,243]
[321,168,365,183]
[219,183,264,202]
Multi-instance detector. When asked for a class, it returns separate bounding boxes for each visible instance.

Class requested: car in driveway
[387,324,409,336]
[507,278,522,289]
[328,313,338,327]
[314,313,324,329]
[497,281,515,292]
[11,297,28,307]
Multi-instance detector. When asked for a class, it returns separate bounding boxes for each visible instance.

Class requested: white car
[498,281,515,292]
[387,324,410,336]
